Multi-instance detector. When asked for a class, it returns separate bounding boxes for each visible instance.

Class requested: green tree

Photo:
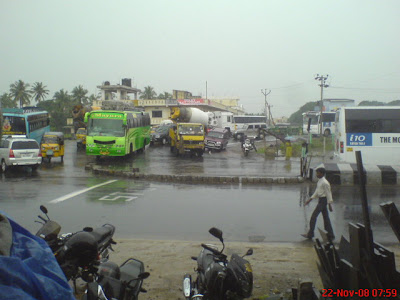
[388,100,400,106]
[72,85,89,105]
[0,93,17,108]
[88,94,97,106]
[358,100,385,106]
[287,101,318,125]
[9,80,32,108]
[140,86,157,99]
[157,92,172,99]
[45,89,74,131]
[31,82,49,103]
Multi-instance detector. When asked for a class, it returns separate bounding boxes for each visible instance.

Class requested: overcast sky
[1,0,400,117]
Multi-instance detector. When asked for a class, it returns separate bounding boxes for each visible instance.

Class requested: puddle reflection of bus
[302,111,336,136]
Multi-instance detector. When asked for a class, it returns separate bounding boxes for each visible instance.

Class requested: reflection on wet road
[1,140,400,244]
[2,176,400,244]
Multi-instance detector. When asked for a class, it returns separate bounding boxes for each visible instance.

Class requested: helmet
[63,232,98,267]
[226,254,253,298]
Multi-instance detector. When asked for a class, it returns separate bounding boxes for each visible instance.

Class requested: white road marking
[98,191,143,202]
[49,180,118,204]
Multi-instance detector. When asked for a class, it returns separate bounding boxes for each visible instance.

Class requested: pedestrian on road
[301,167,335,240]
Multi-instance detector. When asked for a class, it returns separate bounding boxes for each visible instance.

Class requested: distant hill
[287,101,318,125]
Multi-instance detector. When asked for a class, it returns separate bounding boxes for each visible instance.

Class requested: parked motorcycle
[84,259,150,300]
[242,138,256,156]
[35,205,116,283]
[183,227,254,300]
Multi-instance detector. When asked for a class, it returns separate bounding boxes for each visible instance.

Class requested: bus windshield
[2,116,26,135]
[88,119,125,137]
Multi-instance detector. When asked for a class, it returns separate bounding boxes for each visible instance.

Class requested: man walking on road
[301,167,335,240]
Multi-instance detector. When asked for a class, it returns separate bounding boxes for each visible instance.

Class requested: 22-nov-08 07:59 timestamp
[322,289,398,298]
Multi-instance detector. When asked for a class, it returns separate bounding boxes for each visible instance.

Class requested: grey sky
[1,0,400,117]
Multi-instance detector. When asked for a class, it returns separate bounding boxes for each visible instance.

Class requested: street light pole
[314,74,329,136]
[261,89,271,125]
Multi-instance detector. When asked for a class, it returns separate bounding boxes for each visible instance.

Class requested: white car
[0,136,42,172]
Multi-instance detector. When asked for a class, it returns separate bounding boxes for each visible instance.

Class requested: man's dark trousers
[307,197,334,238]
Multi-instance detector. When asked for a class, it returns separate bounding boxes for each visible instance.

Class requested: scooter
[84,259,150,300]
[183,227,254,300]
[35,206,116,283]
[242,138,255,157]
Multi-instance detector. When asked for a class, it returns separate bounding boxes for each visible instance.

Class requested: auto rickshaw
[76,127,87,149]
[41,132,65,162]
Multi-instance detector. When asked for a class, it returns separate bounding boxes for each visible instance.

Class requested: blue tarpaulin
[0,211,75,300]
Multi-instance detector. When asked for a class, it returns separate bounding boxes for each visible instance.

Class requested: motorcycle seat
[90,224,115,245]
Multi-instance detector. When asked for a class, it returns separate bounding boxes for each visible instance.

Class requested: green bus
[84,110,151,157]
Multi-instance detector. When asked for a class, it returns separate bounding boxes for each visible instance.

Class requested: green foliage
[72,85,89,105]
[158,92,172,99]
[0,93,17,108]
[9,80,32,108]
[140,86,157,99]
[31,82,49,103]
[287,101,318,125]
[358,100,400,106]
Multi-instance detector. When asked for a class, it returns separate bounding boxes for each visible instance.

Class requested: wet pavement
[1,139,399,244]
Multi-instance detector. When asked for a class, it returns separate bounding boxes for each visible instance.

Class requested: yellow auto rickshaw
[76,127,87,150]
[41,132,65,162]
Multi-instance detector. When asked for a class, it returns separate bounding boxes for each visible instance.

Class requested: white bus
[334,106,400,164]
[302,111,336,136]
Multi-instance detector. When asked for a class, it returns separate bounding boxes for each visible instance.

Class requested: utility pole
[314,74,329,136]
[261,89,271,126]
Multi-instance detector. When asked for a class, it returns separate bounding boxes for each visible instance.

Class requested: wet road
[1,140,400,244]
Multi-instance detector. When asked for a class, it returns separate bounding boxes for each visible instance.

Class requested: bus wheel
[324,129,330,137]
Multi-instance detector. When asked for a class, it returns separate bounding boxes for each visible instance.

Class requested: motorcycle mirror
[244,248,253,257]
[209,227,223,242]
[138,272,150,280]
[40,205,48,214]
[83,227,93,232]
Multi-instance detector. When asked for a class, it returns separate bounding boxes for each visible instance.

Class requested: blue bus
[2,107,50,143]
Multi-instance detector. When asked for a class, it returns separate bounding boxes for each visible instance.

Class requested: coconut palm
[9,80,32,108]
[72,85,89,105]
[158,92,172,99]
[139,86,157,99]
[31,82,49,103]
[0,93,17,108]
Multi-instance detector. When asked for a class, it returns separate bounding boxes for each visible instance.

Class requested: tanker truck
[169,107,211,157]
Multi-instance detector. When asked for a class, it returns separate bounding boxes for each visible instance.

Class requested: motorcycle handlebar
[201,243,221,256]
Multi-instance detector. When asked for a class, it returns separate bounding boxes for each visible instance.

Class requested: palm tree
[158,92,172,99]
[31,82,49,103]
[9,80,32,108]
[139,86,157,99]
[0,93,17,108]
[72,85,89,105]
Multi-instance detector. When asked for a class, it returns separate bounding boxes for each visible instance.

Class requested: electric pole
[314,74,329,136]
[261,89,271,126]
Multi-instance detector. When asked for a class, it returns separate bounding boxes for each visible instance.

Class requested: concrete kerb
[86,164,304,185]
